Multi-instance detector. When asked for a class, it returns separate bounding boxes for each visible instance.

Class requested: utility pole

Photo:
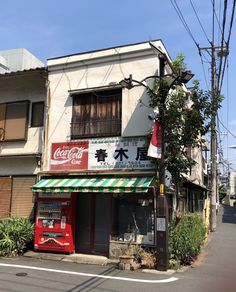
[199,0,229,230]
[200,42,228,231]
[199,43,218,231]
[210,42,217,231]
[210,0,218,232]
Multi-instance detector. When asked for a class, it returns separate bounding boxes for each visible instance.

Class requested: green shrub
[168,213,206,265]
[0,217,34,257]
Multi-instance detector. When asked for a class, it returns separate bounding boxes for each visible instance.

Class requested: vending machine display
[34,193,75,253]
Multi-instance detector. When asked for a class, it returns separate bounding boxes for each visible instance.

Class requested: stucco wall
[45,41,167,170]
[0,70,46,176]
[0,156,40,175]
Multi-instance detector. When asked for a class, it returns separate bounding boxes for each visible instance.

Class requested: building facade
[32,40,208,257]
[0,49,47,219]
[32,40,172,256]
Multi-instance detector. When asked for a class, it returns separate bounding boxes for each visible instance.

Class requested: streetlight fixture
[119,70,194,271]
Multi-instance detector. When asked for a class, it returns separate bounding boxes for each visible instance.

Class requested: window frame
[71,88,122,139]
[31,101,45,128]
[0,100,29,142]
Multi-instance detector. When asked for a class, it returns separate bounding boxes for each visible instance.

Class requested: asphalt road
[0,204,235,292]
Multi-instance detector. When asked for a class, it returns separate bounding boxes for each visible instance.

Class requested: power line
[189,0,211,43]
[210,0,224,43]
[199,53,210,90]
[218,118,236,140]
[216,0,228,94]
[169,0,199,48]
[219,0,236,92]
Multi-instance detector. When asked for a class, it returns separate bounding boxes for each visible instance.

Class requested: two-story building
[32,40,208,257]
[0,48,47,219]
[32,40,169,256]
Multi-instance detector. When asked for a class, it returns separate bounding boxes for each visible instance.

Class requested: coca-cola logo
[51,147,87,165]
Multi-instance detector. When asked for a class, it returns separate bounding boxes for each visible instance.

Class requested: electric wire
[226,59,229,161]
[189,0,211,43]
[216,0,228,94]
[199,53,210,90]
[219,0,236,92]
[210,0,224,42]
[169,0,199,48]
[169,0,215,92]
[169,0,213,93]
[217,112,224,167]
[218,119,236,140]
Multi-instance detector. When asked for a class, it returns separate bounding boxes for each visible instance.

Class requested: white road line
[0,263,178,284]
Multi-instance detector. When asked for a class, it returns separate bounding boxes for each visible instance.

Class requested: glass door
[94,194,110,255]
[75,194,93,253]
[75,194,110,255]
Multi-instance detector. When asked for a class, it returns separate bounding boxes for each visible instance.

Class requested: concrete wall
[229,171,236,195]
[0,48,45,73]
[186,146,205,187]
[0,157,40,175]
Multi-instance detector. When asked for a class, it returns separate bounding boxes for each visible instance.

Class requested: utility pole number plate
[156,217,166,231]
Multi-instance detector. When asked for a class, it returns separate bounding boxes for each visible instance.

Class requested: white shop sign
[88,137,154,170]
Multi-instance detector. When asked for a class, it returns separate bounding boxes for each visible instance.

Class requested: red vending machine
[34,193,75,253]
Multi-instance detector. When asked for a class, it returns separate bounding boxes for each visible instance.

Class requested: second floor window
[71,89,122,139]
[31,102,44,127]
[0,101,29,141]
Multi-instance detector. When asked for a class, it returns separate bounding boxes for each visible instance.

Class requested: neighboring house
[176,91,209,218]
[228,171,236,206]
[32,40,207,257]
[181,146,208,215]
[0,48,47,219]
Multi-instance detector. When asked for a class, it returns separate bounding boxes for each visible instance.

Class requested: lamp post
[120,70,194,271]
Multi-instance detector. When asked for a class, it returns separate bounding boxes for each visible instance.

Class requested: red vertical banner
[147,120,162,159]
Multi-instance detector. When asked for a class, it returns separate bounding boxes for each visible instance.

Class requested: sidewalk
[23,250,176,275]
[24,206,234,275]
[23,250,118,266]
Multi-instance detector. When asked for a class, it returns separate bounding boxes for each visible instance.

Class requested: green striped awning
[32,177,153,193]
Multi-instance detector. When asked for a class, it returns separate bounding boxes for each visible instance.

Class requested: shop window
[111,194,155,245]
[71,89,122,139]
[0,101,29,141]
[31,102,44,127]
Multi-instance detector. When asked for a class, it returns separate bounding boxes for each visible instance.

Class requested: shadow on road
[221,204,236,224]
[67,266,120,292]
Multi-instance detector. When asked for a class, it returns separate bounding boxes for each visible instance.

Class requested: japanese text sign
[50,137,153,171]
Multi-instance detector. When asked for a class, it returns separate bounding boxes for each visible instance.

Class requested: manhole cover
[16,272,28,277]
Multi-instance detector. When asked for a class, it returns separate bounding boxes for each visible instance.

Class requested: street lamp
[119,70,194,271]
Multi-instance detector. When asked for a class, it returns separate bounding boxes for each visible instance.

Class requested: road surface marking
[0,263,178,284]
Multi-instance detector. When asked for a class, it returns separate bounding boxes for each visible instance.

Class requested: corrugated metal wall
[11,177,36,219]
[0,177,11,218]
[0,176,36,219]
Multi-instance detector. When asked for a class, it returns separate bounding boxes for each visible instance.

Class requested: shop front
[32,137,157,257]
[32,176,155,256]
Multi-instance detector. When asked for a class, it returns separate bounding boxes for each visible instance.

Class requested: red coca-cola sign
[50,141,88,170]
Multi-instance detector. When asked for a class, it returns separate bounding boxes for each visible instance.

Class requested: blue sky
[1,0,235,172]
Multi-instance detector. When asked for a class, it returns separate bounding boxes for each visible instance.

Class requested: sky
[1,0,235,173]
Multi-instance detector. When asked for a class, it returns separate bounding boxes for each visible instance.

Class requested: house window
[71,89,122,139]
[0,101,29,141]
[31,102,44,127]
[111,194,155,245]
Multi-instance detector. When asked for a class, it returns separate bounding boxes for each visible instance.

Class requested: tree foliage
[168,213,206,265]
[219,184,227,202]
[148,54,222,185]
[0,217,34,256]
